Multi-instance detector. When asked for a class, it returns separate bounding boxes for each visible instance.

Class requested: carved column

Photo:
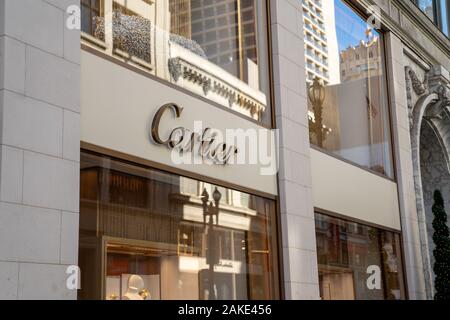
[405,65,450,299]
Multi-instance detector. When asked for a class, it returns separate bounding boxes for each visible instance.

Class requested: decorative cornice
[393,0,450,54]
[354,0,450,67]
[168,57,266,117]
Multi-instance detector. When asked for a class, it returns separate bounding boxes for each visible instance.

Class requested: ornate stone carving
[425,85,450,121]
[405,65,450,128]
[436,84,450,104]
[405,66,428,95]
[168,57,265,116]
[405,66,428,128]
[168,57,182,82]
[95,10,152,63]
[406,64,450,300]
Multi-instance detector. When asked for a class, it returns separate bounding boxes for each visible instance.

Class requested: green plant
[432,190,450,300]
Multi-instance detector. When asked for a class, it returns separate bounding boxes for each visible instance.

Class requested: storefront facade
[77,0,281,300]
[78,151,280,300]
[0,0,449,300]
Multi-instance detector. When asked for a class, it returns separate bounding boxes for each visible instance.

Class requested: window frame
[436,0,450,36]
[412,0,450,38]
[78,147,282,300]
[81,0,103,37]
[80,0,275,128]
[308,0,398,182]
[314,207,408,300]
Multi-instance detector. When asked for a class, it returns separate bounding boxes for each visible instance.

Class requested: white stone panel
[0,145,23,203]
[0,202,60,263]
[18,263,76,300]
[23,151,79,212]
[26,46,80,112]
[2,91,63,157]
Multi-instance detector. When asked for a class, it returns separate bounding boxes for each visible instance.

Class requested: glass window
[416,0,436,20]
[412,0,450,37]
[78,151,280,300]
[304,0,394,178]
[81,0,103,39]
[438,0,450,36]
[112,3,152,63]
[315,212,406,300]
[80,0,272,125]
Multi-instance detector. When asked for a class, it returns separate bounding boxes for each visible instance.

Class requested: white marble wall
[385,33,427,300]
[271,0,320,300]
[0,0,80,299]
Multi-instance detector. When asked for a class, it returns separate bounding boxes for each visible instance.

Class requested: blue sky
[333,0,378,51]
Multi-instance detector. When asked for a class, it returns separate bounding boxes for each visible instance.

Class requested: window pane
[304,0,394,178]
[81,0,104,40]
[80,0,272,125]
[112,4,152,63]
[81,5,92,35]
[315,213,406,300]
[416,0,436,21]
[78,152,279,300]
[412,0,450,37]
[169,0,270,124]
[440,0,449,36]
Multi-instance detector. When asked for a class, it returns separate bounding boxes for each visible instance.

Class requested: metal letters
[151,103,238,165]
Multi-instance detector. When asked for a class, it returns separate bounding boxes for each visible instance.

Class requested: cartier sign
[151,103,239,165]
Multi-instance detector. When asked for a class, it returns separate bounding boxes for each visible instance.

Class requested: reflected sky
[335,0,376,52]
[441,0,449,36]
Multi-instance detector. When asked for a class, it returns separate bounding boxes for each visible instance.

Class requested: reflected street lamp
[308,77,326,148]
[201,187,221,300]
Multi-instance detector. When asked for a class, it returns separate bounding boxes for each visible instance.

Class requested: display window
[78,151,280,300]
[305,0,394,178]
[81,0,273,125]
[315,212,406,300]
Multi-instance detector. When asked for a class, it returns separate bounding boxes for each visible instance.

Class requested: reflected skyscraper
[170,0,192,39]
[302,0,340,85]
[188,0,258,83]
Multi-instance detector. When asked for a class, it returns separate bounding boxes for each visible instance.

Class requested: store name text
[151,103,239,165]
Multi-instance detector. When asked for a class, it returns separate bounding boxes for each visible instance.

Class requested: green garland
[432,190,450,300]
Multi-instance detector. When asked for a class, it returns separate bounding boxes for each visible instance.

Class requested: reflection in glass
[112,4,152,63]
[80,0,271,125]
[78,152,279,300]
[416,0,436,20]
[315,213,406,300]
[81,0,103,40]
[439,0,450,36]
[412,0,450,37]
[303,0,394,177]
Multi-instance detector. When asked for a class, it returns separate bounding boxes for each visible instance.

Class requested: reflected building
[82,0,267,121]
[302,0,340,85]
[315,213,405,300]
[78,152,277,300]
[166,0,267,120]
[305,0,392,177]
[186,0,259,85]
[169,0,192,39]
[340,34,382,83]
